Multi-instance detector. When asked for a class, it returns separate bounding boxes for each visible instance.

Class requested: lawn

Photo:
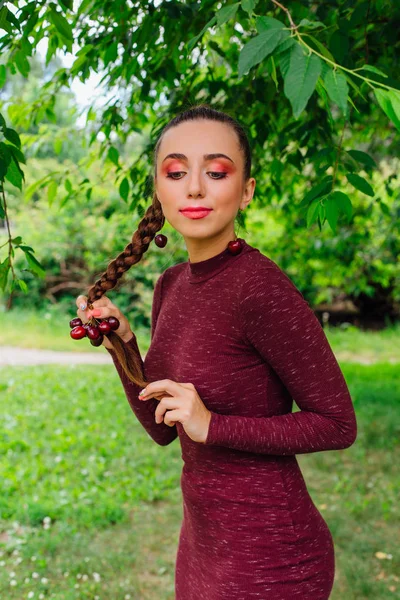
[2,306,400,363]
[0,309,399,598]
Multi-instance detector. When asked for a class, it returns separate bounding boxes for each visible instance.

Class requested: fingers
[86,306,120,320]
[75,294,116,323]
[76,295,88,311]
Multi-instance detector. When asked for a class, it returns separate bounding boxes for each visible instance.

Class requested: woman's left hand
[138,379,212,444]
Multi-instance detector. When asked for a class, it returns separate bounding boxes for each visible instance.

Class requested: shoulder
[237,249,306,305]
[154,261,187,291]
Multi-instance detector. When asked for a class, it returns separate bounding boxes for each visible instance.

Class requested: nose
[186,167,205,198]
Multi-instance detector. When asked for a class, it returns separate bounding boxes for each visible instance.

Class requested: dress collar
[186,238,255,284]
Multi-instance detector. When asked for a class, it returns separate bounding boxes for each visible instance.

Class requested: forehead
[157,120,240,160]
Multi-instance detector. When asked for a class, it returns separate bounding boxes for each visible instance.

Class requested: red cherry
[107,317,120,331]
[70,317,83,329]
[90,334,104,347]
[154,234,168,248]
[70,326,87,340]
[227,239,242,255]
[98,320,112,334]
[86,326,101,340]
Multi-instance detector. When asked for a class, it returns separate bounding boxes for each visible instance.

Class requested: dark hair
[85,103,252,387]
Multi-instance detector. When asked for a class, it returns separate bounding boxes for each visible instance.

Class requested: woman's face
[154,120,255,242]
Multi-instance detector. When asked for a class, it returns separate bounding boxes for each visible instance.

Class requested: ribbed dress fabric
[106,238,357,600]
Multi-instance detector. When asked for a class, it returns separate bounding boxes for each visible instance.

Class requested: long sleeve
[205,262,357,455]
[106,271,178,446]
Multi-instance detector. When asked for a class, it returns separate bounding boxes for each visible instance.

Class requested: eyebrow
[162,153,234,164]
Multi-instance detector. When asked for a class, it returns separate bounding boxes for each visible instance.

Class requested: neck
[185,231,237,264]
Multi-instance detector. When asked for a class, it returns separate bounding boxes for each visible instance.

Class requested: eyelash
[166,171,228,180]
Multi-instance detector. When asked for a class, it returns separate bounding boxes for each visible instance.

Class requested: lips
[180,208,213,220]
[180,207,213,212]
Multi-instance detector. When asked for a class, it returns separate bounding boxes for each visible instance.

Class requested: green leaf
[346,150,377,168]
[302,33,335,62]
[64,178,73,193]
[0,6,13,34]
[119,177,130,202]
[18,279,29,293]
[241,0,258,14]
[299,176,333,208]
[274,36,295,56]
[256,16,286,33]
[0,65,7,89]
[104,41,118,66]
[0,257,10,292]
[375,88,400,132]
[346,173,375,196]
[47,180,58,206]
[323,69,349,117]
[360,65,388,78]
[23,250,46,278]
[49,6,73,40]
[18,245,36,253]
[298,19,326,30]
[14,50,30,77]
[378,200,390,216]
[71,53,89,74]
[107,146,119,166]
[306,197,320,227]
[216,3,239,27]
[53,138,63,154]
[328,191,353,223]
[4,127,21,148]
[5,155,24,190]
[75,43,94,57]
[324,196,338,233]
[238,28,284,78]
[268,55,278,89]
[187,16,217,52]
[283,44,322,118]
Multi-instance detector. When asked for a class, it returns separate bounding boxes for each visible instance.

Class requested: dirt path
[0,346,114,366]
[0,346,394,367]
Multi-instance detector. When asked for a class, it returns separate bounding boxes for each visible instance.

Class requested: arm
[205,262,357,455]
[106,271,178,447]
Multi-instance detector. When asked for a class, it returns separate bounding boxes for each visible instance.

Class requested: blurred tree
[0,0,399,317]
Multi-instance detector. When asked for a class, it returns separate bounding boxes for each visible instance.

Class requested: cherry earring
[154,234,168,247]
[227,238,242,255]
[227,211,243,255]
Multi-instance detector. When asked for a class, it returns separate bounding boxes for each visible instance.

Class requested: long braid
[84,194,164,388]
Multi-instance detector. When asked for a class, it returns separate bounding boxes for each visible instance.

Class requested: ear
[240,177,256,210]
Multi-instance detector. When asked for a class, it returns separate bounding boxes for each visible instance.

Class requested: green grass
[0,306,151,355]
[324,322,400,364]
[0,361,399,599]
[2,307,399,363]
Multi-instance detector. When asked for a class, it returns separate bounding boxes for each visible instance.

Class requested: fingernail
[92,309,101,316]
[80,303,87,310]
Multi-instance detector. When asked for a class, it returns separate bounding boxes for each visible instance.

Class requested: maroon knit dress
[106,238,357,600]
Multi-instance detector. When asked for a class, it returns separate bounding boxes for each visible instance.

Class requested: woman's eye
[165,172,227,180]
[166,171,185,179]
[209,172,227,179]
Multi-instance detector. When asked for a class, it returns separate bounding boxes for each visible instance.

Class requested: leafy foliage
[0,0,399,311]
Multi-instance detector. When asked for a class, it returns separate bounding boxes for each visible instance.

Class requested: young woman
[75,104,357,599]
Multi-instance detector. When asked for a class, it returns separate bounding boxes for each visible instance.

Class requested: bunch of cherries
[69,315,120,347]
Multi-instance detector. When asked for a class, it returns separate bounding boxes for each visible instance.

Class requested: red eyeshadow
[210,162,235,173]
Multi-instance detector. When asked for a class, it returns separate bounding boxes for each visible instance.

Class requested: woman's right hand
[75,294,134,350]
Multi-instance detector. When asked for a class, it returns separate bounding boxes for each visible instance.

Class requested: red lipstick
[180,207,213,220]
